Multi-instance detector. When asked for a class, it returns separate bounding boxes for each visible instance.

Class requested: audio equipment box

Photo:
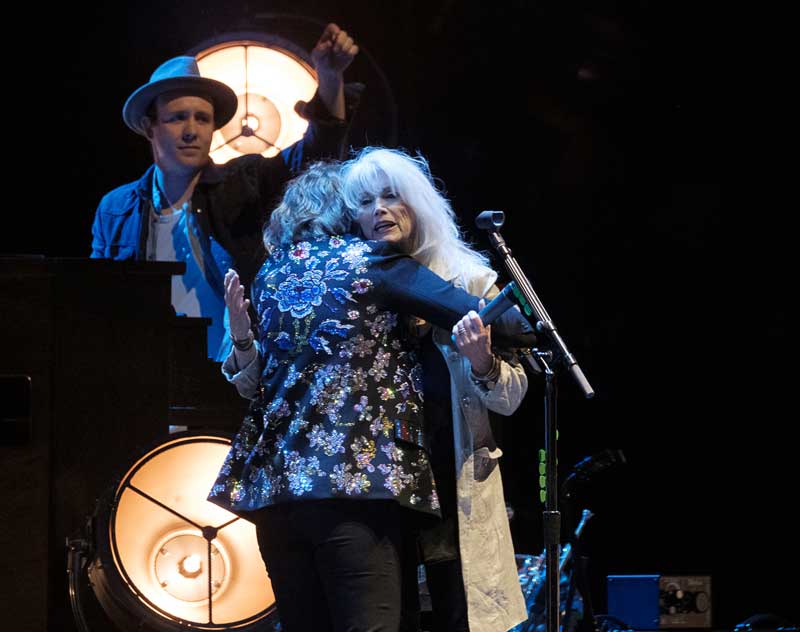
[607,574,712,629]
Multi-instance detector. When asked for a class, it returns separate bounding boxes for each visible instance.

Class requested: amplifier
[660,575,712,628]
[607,574,712,629]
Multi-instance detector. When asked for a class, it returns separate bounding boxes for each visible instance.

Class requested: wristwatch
[230,330,255,351]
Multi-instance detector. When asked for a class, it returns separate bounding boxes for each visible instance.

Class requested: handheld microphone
[478,282,518,325]
[451,282,519,343]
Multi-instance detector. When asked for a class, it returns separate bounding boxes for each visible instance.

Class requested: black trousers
[254,499,411,632]
[393,537,472,632]
[424,558,469,632]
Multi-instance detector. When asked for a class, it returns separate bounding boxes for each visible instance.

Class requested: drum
[75,432,280,631]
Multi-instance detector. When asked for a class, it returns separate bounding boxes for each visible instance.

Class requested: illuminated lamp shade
[195,40,318,164]
[82,433,279,631]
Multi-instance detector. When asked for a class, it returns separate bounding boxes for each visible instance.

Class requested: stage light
[194,37,319,164]
[70,433,279,631]
[186,17,400,160]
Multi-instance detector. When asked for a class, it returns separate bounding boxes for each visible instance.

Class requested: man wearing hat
[90,23,358,360]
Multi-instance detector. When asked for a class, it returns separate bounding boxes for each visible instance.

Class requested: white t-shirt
[148,184,227,360]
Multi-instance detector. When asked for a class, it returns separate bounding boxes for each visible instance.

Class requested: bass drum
[81,432,281,631]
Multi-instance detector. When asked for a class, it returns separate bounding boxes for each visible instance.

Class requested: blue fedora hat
[122,56,238,135]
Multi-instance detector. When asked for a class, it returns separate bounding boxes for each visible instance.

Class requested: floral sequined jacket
[208,235,481,518]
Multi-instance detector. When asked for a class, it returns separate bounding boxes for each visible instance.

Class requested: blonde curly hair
[263,161,355,251]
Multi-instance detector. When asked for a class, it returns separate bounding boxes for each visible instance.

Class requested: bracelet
[231,330,255,351]
[471,353,501,384]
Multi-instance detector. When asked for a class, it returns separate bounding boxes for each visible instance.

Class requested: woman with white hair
[342,147,530,632]
[208,161,506,632]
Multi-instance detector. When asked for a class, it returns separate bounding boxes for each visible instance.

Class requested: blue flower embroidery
[274,269,327,318]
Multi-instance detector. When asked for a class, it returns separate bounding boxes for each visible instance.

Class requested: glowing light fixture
[71,433,279,631]
[195,40,318,164]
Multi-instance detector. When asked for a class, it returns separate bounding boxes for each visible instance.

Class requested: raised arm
[258,24,360,194]
[311,23,359,120]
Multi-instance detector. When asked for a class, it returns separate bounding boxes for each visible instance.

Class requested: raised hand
[224,268,252,341]
[311,23,359,77]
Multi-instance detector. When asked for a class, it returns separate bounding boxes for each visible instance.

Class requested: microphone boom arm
[479,212,594,399]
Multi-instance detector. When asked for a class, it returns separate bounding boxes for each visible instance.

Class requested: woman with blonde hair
[342,147,530,632]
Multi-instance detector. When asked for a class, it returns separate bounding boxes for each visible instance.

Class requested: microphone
[478,281,518,326]
[475,210,505,231]
[451,282,519,343]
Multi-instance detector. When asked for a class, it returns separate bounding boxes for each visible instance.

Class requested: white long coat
[431,268,529,632]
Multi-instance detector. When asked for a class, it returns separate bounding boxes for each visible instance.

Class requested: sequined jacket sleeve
[368,242,482,330]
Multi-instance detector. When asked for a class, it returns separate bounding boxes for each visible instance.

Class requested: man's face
[145,94,215,175]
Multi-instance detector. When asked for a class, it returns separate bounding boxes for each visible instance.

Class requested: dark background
[4,0,793,628]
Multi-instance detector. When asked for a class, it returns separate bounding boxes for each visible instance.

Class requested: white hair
[341,147,492,284]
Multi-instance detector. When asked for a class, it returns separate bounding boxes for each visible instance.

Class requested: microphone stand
[476,210,594,632]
